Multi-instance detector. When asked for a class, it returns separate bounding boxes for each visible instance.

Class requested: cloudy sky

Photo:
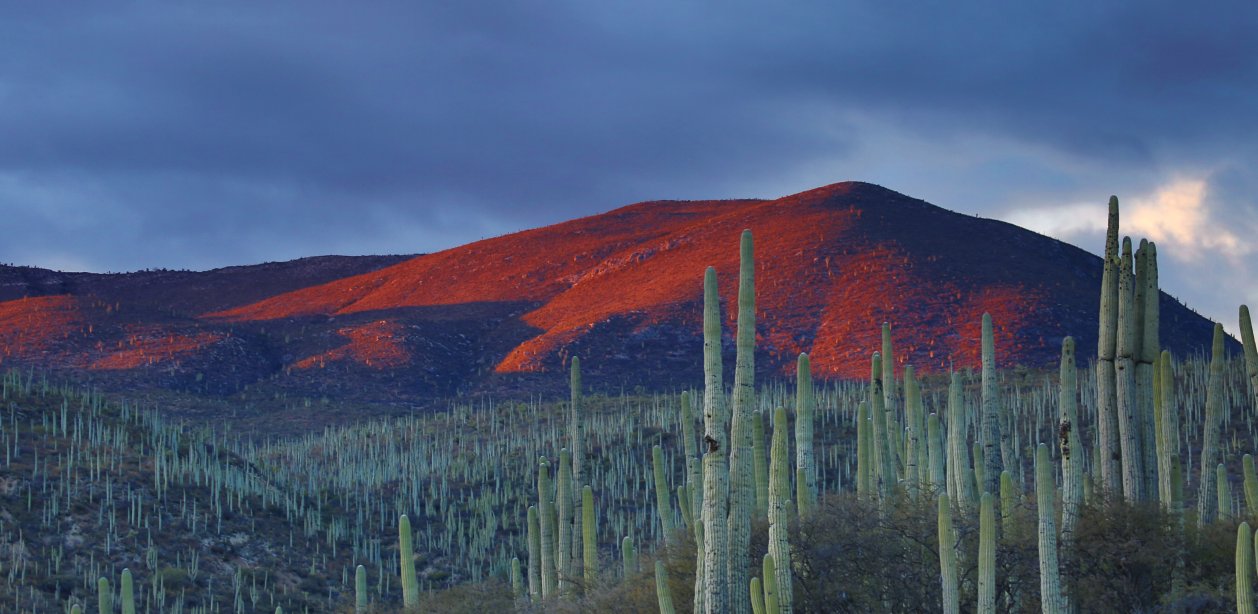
[1,2,1255,335]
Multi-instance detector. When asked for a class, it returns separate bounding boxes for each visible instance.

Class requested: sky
[1,2,1255,335]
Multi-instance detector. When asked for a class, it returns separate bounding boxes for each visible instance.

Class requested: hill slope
[0,182,1223,424]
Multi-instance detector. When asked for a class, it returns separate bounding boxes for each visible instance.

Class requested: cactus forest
[4,195,1258,614]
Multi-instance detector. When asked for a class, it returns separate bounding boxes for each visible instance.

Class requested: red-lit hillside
[208,182,1215,379]
[0,182,1223,418]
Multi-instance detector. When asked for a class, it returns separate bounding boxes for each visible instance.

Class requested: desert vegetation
[1,195,1256,612]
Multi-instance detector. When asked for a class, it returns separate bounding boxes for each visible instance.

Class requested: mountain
[0,182,1223,427]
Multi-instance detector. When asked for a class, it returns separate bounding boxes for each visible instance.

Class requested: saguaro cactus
[938,495,959,614]
[700,266,730,614]
[569,357,584,579]
[121,568,135,614]
[763,554,780,614]
[754,409,770,516]
[927,413,946,493]
[1116,237,1145,503]
[1138,242,1161,500]
[653,445,675,544]
[1096,196,1123,496]
[656,560,677,614]
[728,230,757,614]
[947,373,977,508]
[795,353,816,515]
[882,322,902,480]
[769,406,793,613]
[356,564,369,612]
[1058,338,1082,612]
[1199,323,1226,526]
[978,492,996,613]
[871,353,895,499]
[1037,444,1064,614]
[1242,305,1258,406]
[539,457,557,596]
[857,402,872,497]
[399,514,419,607]
[583,486,597,588]
[1239,522,1255,614]
[557,448,574,590]
[527,506,541,599]
[97,577,111,614]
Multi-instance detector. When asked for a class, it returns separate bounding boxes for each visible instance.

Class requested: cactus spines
[399,514,419,607]
[980,313,1003,496]
[768,406,794,613]
[1241,522,1256,614]
[938,494,959,614]
[1243,305,1258,405]
[700,265,730,614]
[1218,464,1233,521]
[121,568,135,614]
[1199,323,1226,526]
[1036,444,1065,614]
[653,445,675,544]
[528,505,541,599]
[582,485,597,588]
[947,372,977,508]
[978,492,997,613]
[795,353,816,516]
[1097,195,1123,496]
[656,560,677,614]
[762,553,780,614]
[357,564,369,612]
[754,409,770,516]
[1116,237,1145,503]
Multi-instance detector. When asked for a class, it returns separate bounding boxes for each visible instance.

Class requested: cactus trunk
[795,354,816,515]
[1096,196,1123,497]
[769,406,794,613]
[700,265,729,613]
[727,230,757,614]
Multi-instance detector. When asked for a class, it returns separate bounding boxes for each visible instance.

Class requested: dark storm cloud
[0,1,1254,328]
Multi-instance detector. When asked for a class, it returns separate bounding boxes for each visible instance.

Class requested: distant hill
[0,182,1224,427]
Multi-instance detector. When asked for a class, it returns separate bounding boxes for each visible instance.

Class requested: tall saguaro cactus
[399,514,419,608]
[569,357,584,579]
[1116,237,1145,503]
[795,353,816,515]
[1242,305,1258,406]
[947,373,977,508]
[938,494,959,614]
[582,486,597,588]
[1058,338,1082,612]
[769,406,794,613]
[728,229,757,614]
[1239,522,1255,614]
[700,266,730,614]
[978,492,996,613]
[1137,242,1161,500]
[871,353,895,499]
[1037,444,1065,614]
[539,457,557,597]
[1198,323,1226,526]
[653,445,675,544]
[1096,196,1123,496]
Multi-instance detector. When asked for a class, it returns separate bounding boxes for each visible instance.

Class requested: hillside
[0,182,1224,426]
